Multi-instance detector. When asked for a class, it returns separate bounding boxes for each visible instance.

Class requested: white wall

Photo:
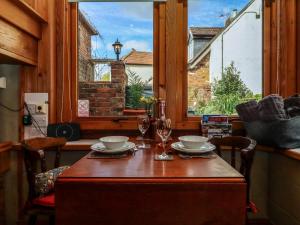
[126,65,153,85]
[210,0,262,94]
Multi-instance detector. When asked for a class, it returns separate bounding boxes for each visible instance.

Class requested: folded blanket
[284,95,300,117]
[258,94,288,121]
[236,100,259,122]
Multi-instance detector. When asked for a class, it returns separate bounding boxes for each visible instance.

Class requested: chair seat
[32,194,55,208]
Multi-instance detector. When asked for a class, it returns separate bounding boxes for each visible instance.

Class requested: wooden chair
[22,137,67,225]
[209,136,257,215]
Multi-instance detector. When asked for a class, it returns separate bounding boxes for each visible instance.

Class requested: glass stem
[141,133,145,147]
[162,140,167,157]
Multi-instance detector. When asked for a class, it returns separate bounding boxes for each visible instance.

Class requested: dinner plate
[171,142,215,154]
[91,142,135,154]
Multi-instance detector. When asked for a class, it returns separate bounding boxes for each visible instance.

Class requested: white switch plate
[26,104,36,115]
[33,114,48,127]
[24,93,48,139]
[0,77,6,88]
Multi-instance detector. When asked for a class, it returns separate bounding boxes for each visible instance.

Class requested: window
[65,0,269,130]
[77,1,154,117]
[187,0,263,116]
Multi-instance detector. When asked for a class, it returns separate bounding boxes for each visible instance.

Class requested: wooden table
[56,142,246,225]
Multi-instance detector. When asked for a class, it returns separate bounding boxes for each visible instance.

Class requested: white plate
[171,142,215,154]
[91,142,135,154]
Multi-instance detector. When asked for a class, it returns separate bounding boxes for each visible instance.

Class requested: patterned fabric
[35,166,70,196]
[235,100,259,122]
[258,94,288,121]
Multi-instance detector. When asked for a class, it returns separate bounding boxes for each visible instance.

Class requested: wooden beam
[0,19,38,65]
[263,0,271,96]
[297,0,300,93]
[176,0,186,122]
[0,0,42,39]
[56,0,72,122]
[0,48,37,66]
[47,0,58,123]
[270,1,278,94]
[12,0,48,23]
[165,0,177,126]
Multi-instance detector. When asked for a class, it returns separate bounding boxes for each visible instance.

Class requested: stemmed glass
[137,115,150,148]
[155,117,173,160]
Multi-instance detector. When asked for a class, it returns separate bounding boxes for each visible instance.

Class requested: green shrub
[126,70,152,109]
[197,62,262,115]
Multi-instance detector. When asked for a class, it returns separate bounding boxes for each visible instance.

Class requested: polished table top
[60,141,244,183]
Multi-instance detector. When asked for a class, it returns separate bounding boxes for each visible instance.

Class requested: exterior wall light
[112,39,123,61]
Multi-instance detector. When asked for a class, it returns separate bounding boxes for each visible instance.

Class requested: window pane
[187,0,263,116]
[78,2,153,117]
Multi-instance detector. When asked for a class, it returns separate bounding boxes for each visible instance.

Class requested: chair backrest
[209,136,256,203]
[22,137,67,201]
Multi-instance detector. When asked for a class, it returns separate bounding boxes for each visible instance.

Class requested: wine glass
[155,117,173,160]
[137,115,150,148]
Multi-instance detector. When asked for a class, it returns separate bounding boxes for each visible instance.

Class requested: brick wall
[188,53,211,108]
[79,62,126,116]
[78,12,94,82]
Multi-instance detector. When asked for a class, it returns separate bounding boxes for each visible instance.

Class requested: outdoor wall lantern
[112,39,123,61]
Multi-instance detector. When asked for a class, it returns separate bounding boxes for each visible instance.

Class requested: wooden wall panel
[56,0,73,123]
[0,19,38,65]
[278,0,297,97]
[22,0,35,8]
[264,0,279,95]
[264,0,298,97]
[34,0,49,21]
[46,0,57,123]
[22,66,38,93]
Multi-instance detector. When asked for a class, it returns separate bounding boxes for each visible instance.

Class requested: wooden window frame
[63,0,278,131]
[182,0,267,125]
[68,2,161,130]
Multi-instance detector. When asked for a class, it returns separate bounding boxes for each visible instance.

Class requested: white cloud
[80,2,153,22]
[106,43,114,52]
[129,27,152,36]
[123,40,151,52]
[119,3,153,21]
[106,40,151,52]
[91,39,102,50]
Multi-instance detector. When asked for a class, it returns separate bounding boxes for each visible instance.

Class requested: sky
[79,0,250,59]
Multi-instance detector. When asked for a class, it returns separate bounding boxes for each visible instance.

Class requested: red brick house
[122,49,153,85]
[187,27,223,112]
[78,10,99,82]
